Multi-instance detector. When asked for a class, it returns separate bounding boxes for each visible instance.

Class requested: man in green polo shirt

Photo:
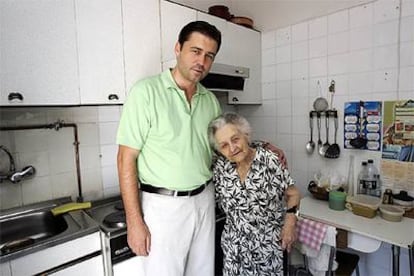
[117,21,221,275]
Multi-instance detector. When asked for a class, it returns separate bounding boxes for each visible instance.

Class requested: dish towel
[295,219,338,276]
[296,218,328,251]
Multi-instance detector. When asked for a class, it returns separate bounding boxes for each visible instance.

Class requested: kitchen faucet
[0,145,35,183]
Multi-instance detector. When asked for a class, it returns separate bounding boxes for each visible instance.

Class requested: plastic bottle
[366,159,381,197]
[357,161,368,194]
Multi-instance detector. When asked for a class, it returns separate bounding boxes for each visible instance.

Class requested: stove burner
[103,211,127,229]
[114,201,124,211]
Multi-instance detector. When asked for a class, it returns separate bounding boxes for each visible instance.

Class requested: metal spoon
[319,113,330,157]
[306,112,315,154]
[316,113,323,153]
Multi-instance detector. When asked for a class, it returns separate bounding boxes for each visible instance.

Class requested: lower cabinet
[8,232,103,276]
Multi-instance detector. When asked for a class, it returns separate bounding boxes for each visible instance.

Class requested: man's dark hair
[178,21,222,53]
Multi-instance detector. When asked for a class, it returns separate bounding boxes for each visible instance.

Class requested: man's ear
[174,42,181,56]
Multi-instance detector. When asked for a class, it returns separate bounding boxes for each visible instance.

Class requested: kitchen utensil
[208,5,232,20]
[319,113,330,157]
[350,101,367,149]
[316,113,323,152]
[329,80,335,110]
[326,112,340,158]
[306,112,316,154]
[230,16,254,28]
[313,81,328,111]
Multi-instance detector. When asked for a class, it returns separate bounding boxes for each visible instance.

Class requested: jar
[382,189,393,204]
[329,191,347,211]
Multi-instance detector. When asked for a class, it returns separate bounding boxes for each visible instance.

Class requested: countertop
[300,196,414,248]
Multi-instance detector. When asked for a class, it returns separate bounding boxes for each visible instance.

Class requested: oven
[85,197,143,276]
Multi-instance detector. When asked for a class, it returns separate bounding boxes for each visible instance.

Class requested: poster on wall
[381,100,414,191]
[343,101,382,151]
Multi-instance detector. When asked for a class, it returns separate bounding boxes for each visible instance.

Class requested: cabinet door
[122,0,161,95]
[196,12,228,64]
[0,0,80,106]
[227,24,262,104]
[51,255,104,276]
[160,1,197,63]
[76,0,125,104]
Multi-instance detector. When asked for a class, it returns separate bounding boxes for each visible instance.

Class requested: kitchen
[1,0,413,275]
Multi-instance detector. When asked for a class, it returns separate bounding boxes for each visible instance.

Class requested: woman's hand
[281,215,297,252]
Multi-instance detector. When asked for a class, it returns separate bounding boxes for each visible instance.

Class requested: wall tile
[100,144,118,167]
[275,80,292,99]
[373,44,399,69]
[309,16,328,38]
[79,145,101,170]
[309,36,327,58]
[372,69,399,92]
[50,172,77,200]
[101,165,118,190]
[276,45,291,64]
[21,176,53,205]
[291,60,308,80]
[291,22,308,42]
[401,0,414,17]
[309,57,328,77]
[261,30,276,49]
[328,9,349,34]
[328,31,349,55]
[261,82,276,100]
[0,182,22,209]
[399,66,414,91]
[400,16,414,42]
[328,53,349,75]
[78,123,100,146]
[48,149,75,174]
[291,78,309,99]
[262,65,276,82]
[262,47,276,66]
[373,0,400,24]
[291,41,308,61]
[374,20,399,46]
[350,3,374,29]
[80,168,103,201]
[276,63,291,81]
[348,72,374,95]
[350,26,374,51]
[98,106,121,123]
[276,26,291,46]
[348,49,373,73]
[99,122,119,145]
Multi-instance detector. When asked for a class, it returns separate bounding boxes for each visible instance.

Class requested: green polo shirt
[117,69,221,190]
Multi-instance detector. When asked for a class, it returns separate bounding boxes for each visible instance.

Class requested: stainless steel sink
[0,209,68,254]
[0,198,100,261]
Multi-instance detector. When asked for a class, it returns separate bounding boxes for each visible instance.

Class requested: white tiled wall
[0,106,122,209]
[239,0,413,275]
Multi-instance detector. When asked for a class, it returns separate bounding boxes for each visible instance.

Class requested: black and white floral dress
[213,146,295,276]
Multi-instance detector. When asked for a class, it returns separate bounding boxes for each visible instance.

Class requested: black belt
[140,180,211,197]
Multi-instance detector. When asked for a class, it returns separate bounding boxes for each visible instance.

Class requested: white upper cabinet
[160,1,197,63]
[122,0,161,95]
[76,0,125,104]
[226,23,262,104]
[0,0,80,106]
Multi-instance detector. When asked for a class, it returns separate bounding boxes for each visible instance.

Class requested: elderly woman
[208,112,300,276]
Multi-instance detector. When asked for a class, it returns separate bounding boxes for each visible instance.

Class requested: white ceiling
[170,0,373,32]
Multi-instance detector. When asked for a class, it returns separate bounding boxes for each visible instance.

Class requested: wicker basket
[308,181,329,201]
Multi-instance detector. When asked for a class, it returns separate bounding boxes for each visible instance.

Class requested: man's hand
[127,221,151,256]
[263,142,288,169]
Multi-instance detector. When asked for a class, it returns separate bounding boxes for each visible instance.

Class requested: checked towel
[296,218,328,251]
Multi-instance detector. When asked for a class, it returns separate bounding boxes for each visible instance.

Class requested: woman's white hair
[208,112,252,150]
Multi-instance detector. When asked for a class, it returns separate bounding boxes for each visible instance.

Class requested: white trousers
[140,183,215,276]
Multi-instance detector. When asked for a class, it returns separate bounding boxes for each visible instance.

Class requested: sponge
[51,202,91,216]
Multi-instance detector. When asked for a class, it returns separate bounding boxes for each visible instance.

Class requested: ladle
[319,113,330,157]
[306,112,315,154]
[326,112,340,158]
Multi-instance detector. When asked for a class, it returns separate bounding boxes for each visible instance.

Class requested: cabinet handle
[8,92,24,101]
[108,94,119,101]
[232,97,239,102]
